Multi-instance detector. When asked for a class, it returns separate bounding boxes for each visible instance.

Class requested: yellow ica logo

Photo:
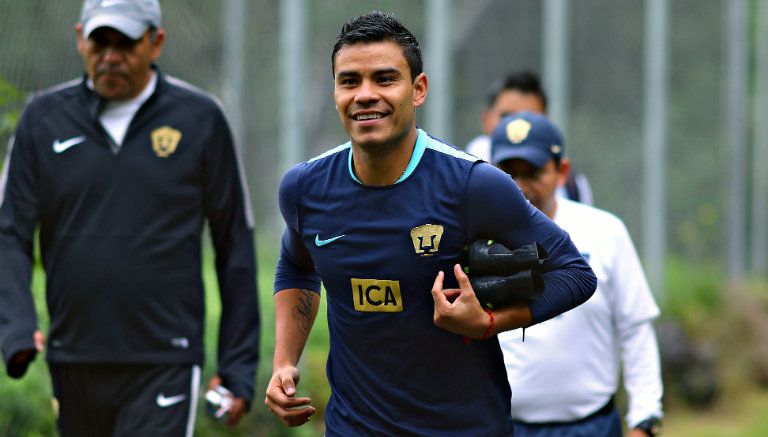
[351,278,403,312]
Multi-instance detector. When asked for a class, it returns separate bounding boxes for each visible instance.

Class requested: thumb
[34,330,46,353]
[207,374,222,390]
[282,374,297,397]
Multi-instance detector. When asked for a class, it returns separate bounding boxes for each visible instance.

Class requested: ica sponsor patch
[351,278,403,312]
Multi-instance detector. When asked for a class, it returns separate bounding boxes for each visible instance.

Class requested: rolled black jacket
[0,70,260,403]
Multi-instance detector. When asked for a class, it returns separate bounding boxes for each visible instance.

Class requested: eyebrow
[336,67,402,79]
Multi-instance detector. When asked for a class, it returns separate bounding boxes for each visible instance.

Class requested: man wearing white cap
[0,1,260,435]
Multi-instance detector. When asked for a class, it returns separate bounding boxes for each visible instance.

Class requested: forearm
[0,231,38,376]
[211,226,260,402]
[489,304,532,335]
[622,321,664,426]
[529,262,596,324]
[273,288,320,368]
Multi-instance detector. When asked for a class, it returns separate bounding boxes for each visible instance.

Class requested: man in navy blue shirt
[0,1,259,435]
[264,11,596,436]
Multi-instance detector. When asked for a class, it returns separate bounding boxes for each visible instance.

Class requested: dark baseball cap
[490,112,564,168]
[81,0,161,40]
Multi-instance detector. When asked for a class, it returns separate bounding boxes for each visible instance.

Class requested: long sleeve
[621,321,664,427]
[0,110,40,378]
[202,108,260,405]
[607,218,663,426]
[465,162,596,324]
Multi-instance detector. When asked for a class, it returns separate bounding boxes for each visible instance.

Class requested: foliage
[0,76,23,142]
[660,257,768,420]
[662,256,723,334]
[0,359,57,437]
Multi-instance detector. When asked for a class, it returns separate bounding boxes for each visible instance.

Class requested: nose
[101,46,124,64]
[354,80,379,104]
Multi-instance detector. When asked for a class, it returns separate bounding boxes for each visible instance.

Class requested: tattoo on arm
[292,289,315,335]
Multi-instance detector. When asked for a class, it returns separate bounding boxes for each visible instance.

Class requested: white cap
[81,0,161,40]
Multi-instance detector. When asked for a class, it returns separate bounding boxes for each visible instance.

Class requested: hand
[431,264,491,338]
[207,375,247,427]
[8,330,45,366]
[34,330,45,352]
[264,365,315,427]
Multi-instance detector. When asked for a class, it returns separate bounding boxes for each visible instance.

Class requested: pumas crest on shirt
[410,224,444,257]
[151,126,182,158]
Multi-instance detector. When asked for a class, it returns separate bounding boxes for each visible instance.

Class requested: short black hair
[331,11,423,81]
[486,71,548,111]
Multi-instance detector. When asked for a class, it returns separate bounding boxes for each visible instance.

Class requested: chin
[96,87,130,101]
[95,80,131,100]
[350,132,385,148]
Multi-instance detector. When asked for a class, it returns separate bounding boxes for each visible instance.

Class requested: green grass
[663,390,768,437]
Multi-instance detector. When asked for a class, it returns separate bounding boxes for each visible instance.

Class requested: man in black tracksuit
[0,1,260,435]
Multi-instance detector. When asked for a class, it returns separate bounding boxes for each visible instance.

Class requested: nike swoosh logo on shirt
[156,393,187,408]
[315,234,346,247]
[52,136,86,153]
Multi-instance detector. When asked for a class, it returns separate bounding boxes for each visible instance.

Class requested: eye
[338,77,358,87]
[117,38,140,50]
[90,34,109,49]
[378,76,395,84]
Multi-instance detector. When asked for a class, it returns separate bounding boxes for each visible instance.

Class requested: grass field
[2,235,768,436]
[663,391,768,437]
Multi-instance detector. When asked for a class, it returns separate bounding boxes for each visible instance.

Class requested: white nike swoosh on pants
[156,393,187,407]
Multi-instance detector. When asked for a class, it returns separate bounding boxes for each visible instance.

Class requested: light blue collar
[348,129,427,185]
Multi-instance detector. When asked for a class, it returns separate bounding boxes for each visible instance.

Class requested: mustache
[95,65,130,77]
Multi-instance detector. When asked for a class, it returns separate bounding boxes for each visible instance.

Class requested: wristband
[481,308,495,339]
[462,308,496,344]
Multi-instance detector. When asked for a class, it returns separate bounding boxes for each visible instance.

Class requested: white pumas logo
[52,136,86,153]
[156,393,187,408]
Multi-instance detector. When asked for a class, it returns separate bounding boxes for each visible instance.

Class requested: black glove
[6,349,36,378]
[465,240,548,276]
[471,270,544,310]
[464,240,547,309]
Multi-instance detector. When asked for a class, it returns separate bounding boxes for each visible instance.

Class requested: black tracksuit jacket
[0,70,260,403]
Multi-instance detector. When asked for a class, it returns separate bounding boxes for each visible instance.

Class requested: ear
[150,28,166,61]
[412,72,428,108]
[481,109,496,135]
[75,23,86,55]
[556,157,571,187]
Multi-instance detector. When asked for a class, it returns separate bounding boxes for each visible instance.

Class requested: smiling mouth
[353,113,385,121]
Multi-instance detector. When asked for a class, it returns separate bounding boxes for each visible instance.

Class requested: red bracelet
[481,308,495,339]
[462,308,495,344]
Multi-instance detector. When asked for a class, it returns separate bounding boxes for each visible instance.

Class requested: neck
[352,127,418,186]
[543,197,558,219]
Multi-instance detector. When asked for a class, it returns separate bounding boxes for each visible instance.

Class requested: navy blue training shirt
[275,129,596,436]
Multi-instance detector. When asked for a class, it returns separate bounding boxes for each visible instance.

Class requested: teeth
[355,114,382,121]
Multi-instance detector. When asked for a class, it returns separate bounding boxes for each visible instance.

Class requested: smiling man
[0,1,260,435]
[265,11,596,436]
